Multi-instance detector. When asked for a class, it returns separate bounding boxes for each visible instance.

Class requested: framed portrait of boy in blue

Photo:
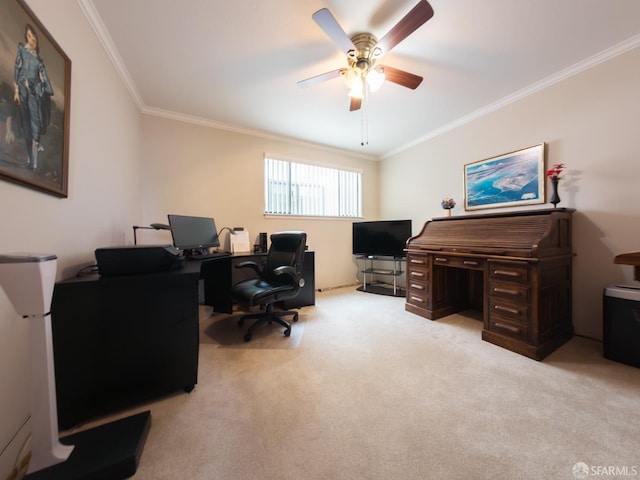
[0,0,71,197]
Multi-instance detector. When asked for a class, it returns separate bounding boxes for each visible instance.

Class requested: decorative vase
[550,178,560,208]
[445,208,452,217]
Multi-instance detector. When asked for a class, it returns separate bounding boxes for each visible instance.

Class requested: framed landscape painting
[0,0,71,197]
[464,143,545,211]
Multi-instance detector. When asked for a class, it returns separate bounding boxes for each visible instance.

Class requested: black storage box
[603,285,640,368]
[95,245,182,276]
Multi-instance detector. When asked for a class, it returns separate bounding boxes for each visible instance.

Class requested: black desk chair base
[238,304,299,342]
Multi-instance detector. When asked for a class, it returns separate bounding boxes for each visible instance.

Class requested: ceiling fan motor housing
[348,33,381,68]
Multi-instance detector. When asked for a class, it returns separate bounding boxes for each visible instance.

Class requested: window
[264,156,362,217]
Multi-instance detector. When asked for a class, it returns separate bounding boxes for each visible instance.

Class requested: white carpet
[70,287,640,479]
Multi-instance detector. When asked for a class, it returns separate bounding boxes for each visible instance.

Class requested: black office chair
[230,231,307,342]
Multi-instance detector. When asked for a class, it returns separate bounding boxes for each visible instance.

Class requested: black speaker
[259,232,268,253]
[95,245,182,277]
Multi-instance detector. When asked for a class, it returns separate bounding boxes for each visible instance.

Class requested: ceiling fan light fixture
[348,82,363,99]
[342,67,361,89]
[366,69,385,92]
[301,1,433,119]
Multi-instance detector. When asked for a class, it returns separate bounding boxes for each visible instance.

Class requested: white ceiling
[83,0,640,159]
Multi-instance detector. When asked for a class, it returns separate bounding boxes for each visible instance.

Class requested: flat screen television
[168,214,220,251]
[352,220,412,257]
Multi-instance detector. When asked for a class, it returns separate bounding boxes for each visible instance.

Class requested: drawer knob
[435,257,448,263]
[410,283,424,290]
[410,296,425,304]
[494,322,521,334]
[494,269,521,278]
[410,271,425,278]
[493,287,520,296]
[463,260,479,266]
[410,258,426,265]
[494,304,521,315]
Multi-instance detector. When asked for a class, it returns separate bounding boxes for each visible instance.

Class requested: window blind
[265,156,362,217]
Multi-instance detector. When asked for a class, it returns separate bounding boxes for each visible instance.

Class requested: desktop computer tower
[603,286,640,368]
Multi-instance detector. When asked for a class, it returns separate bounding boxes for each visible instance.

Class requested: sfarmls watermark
[573,462,638,478]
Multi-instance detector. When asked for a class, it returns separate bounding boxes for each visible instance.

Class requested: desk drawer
[487,316,529,342]
[406,254,429,309]
[489,298,530,325]
[489,280,530,303]
[407,290,428,307]
[407,277,428,304]
[489,261,530,283]
[407,254,428,272]
[432,255,484,270]
[407,254,429,279]
[408,268,428,283]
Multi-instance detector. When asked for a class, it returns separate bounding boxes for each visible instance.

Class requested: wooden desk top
[614,252,640,266]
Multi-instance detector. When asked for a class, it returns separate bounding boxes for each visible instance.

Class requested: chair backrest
[264,231,307,285]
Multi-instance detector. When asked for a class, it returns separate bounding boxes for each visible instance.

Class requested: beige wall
[2,1,638,475]
[0,0,142,475]
[139,114,380,290]
[380,46,640,340]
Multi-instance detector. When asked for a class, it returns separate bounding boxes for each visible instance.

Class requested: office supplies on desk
[230,230,251,253]
[185,250,231,260]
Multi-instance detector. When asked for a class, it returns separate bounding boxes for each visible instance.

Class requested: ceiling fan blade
[374,0,434,56]
[349,97,362,111]
[380,66,423,89]
[298,69,345,89]
[312,8,356,55]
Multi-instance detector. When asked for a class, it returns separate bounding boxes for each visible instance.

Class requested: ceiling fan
[298,0,434,112]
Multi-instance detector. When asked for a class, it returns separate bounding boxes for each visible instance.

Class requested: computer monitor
[167,214,220,251]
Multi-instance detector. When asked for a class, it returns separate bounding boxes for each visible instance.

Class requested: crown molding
[78,0,377,162]
[383,34,640,159]
[79,0,639,162]
[77,0,144,109]
[141,106,378,161]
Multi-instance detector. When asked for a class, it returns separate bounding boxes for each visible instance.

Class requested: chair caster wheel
[284,329,291,337]
[244,332,252,342]
[292,313,299,322]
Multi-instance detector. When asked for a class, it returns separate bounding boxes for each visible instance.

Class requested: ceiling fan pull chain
[361,114,368,146]
[361,84,369,146]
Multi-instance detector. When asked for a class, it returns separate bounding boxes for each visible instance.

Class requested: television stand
[356,255,405,297]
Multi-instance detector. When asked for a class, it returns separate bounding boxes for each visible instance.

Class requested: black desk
[195,250,315,312]
[51,250,315,429]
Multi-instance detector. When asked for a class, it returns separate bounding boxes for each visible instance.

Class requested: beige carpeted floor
[78,287,640,479]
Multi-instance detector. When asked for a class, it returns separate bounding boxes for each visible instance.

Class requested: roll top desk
[405,208,574,360]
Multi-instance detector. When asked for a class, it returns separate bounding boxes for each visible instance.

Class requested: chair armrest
[274,266,304,287]
[234,261,262,276]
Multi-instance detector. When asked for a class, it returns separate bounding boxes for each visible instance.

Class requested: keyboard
[186,251,231,260]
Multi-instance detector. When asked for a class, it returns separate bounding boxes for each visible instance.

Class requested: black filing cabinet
[51,269,200,429]
[603,286,640,368]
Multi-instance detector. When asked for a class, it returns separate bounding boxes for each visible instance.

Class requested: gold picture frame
[464,143,545,211]
[0,0,71,197]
